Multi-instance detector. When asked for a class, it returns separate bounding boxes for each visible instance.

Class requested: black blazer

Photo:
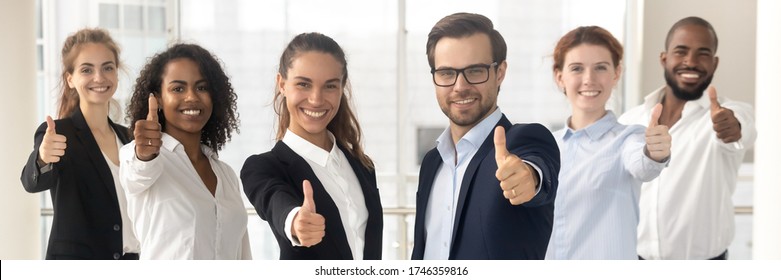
[411,115,560,259]
[241,141,383,260]
[20,108,131,260]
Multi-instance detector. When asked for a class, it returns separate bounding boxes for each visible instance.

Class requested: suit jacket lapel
[110,121,130,145]
[450,115,512,250]
[272,142,354,260]
[412,149,443,258]
[71,108,119,207]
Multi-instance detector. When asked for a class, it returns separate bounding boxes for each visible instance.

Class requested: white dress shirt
[102,134,140,254]
[423,108,542,260]
[547,111,667,260]
[619,87,756,259]
[119,133,251,260]
[282,130,368,260]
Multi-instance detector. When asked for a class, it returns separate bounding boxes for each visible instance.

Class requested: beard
[441,96,494,128]
[664,67,714,101]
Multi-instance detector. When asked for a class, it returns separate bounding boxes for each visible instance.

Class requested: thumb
[649,103,662,128]
[301,180,316,213]
[708,86,721,112]
[147,93,159,122]
[494,126,510,165]
[45,115,56,134]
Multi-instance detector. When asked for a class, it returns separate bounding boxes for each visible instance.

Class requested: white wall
[633,0,756,107]
[753,0,781,260]
[0,0,41,259]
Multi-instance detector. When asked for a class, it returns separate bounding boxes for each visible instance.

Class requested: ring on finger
[148,139,152,146]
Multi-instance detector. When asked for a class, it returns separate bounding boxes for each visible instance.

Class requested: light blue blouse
[546,111,667,260]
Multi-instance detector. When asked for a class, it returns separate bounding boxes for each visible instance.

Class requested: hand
[708,86,742,143]
[645,103,672,162]
[38,116,67,165]
[291,180,325,247]
[134,94,163,161]
[494,126,537,205]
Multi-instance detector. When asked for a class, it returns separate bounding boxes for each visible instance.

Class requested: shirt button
[113,253,121,259]
[443,242,448,247]
[113,224,120,231]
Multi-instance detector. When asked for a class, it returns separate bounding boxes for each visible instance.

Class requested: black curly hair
[126,43,239,152]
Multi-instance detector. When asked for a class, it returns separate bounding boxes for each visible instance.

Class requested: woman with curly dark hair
[241,32,382,260]
[119,43,250,259]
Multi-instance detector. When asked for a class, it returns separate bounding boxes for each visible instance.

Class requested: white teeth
[182,109,200,116]
[91,87,109,92]
[303,109,326,118]
[680,73,700,79]
[454,98,476,105]
[580,91,599,97]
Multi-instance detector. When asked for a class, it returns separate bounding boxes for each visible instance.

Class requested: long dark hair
[127,43,239,152]
[274,32,373,170]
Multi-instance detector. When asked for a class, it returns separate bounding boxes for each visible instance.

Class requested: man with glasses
[411,12,560,260]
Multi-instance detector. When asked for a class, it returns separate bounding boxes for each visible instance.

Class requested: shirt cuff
[522,160,543,195]
[284,207,303,247]
[39,162,54,174]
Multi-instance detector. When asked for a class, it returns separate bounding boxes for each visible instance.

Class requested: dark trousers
[120,253,140,260]
[638,250,728,260]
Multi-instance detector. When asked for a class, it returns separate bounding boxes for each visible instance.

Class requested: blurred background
[2,0,779,260]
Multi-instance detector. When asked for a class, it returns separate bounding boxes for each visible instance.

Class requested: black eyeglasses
[431,62,498,87]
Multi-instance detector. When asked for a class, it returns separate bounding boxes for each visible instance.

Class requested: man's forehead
[668,25,716,50]
[433,34,493,66]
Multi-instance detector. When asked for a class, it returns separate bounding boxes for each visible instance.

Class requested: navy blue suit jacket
[411,115,559,259]
[241,141,383,259]
[20,108,131,259]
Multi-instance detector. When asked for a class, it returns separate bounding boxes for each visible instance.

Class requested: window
[179,0,628,260]
[36,0,756,260]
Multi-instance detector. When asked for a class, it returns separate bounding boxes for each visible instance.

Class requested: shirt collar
[436,107,502,155]
[160,132,217,159]
[563,111,617,141]
[282,129,338,168]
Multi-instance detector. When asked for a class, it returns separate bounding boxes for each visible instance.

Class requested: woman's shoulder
[612,122,645,137]
[33,117,76,135]
[242,149,287,170]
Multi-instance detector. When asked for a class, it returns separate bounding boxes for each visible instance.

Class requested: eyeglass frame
[430,62,499,87]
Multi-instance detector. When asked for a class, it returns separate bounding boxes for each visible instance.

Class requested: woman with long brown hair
[20,28,139,260]
[241,32,382,260]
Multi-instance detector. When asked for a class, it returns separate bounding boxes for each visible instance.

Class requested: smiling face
[66,43,118,107]
[662,24,719,101]
[556,44,620,117]
[279,51,343,145]
[159,58,213,140]
[432,33,505,134]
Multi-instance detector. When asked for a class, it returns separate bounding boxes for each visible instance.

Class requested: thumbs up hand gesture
[645,104,672,162]
[708,86,742,143]
[134,94,163,161]
[38,116,67,165]
[494,126,538,205]
[291,180,326,247]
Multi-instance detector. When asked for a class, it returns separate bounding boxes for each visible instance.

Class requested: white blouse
[102,134,140,254]
[119,133,251,260]
[282,130,368,260]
